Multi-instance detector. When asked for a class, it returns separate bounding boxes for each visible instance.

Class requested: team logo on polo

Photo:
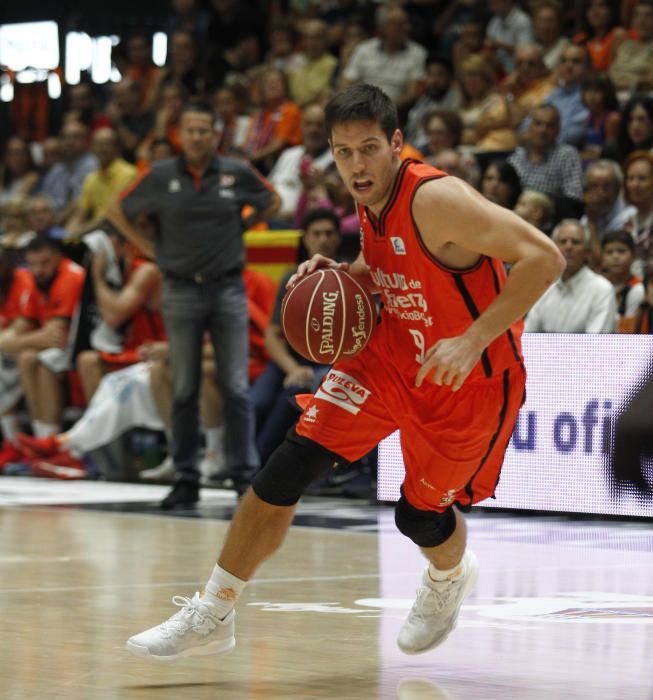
[168,179,181,192]
[315,370,371,415]
[390,237,406,255]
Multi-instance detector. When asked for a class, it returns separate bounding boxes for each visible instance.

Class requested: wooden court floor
[1,478,652,700]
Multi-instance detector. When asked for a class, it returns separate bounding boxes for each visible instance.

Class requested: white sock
[34,421,60,438]
[0,414,19,444]
[204,426,224,456]
[427,557,464,583]
[203,564,246,618]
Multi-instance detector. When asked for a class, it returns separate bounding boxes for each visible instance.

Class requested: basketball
[281,268,377,364]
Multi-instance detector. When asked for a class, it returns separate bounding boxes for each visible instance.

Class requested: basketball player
[126,84,565,660]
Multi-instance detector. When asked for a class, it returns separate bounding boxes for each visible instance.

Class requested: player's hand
[284,365,314,388]
[286,254,349,289]
[415,334,484,392]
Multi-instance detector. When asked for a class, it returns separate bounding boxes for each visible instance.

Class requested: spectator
[501,43,555,131]
[336,16,368,77]
[457,54,515,149]
[136,82,187,162]
[165,0,209,45]
[485,0,534,72]
[514,189,555,232]
[341,4,427,110]
[613,95,653,162]
[107,100,281,508]
[160,31,204,97]
[623,151,653,271]
[609,0,653,93]
[532,0,570,70]
[0,235,85,447]
[261,20,304,75]
[213,85,250,156]
[421,110,464,163]
[288,19,338,107]
[600,229,644,329]
[75,225,163,401]
[251,209,341,464]
[524,219,617,332]
[124,33,165,112]
[579,74,620,162]
[241,68,303,173]
[541,44,590,147]
[0,137,40,210]
[573,0,629,72]
[39,137,63,173]
[508,104,584,205]
[40,121,99,222]
[404,56,461,148]
[452,19,490,79]
[581,159,636,263]
[104,78,155,162]
[480,160,523,210]
[631,265,653,332]
[268,102,334,224]
[66,128,138,237]
[1,198,32,250]
[0,247,36,465]
[62,82,111,134]
[431,148,480,186]
[25,195,68,240]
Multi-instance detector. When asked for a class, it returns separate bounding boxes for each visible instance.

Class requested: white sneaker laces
[412,579,458,619]
[163,595,217,637]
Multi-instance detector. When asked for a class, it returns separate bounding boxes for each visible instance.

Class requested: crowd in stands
[2,0,653,489]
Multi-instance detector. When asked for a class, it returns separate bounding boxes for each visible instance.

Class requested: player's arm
[0,317,68,354]
[92,255,161,328]
[413,177,565,390]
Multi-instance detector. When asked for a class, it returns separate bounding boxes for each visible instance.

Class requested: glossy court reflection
[0,478,651,700]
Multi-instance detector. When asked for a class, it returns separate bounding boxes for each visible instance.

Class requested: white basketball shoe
[126,592,235,661]
[397,549,478,655]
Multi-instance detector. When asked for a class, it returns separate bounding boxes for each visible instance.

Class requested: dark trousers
[162,274,258,484]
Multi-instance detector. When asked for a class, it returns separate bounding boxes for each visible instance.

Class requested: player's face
[330,120,402,213]
[25,248,60,290]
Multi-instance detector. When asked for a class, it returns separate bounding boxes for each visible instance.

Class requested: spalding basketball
[281,269,376,364]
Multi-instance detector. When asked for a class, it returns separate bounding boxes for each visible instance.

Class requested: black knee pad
[394,494,456,547]
[252,428,340,506]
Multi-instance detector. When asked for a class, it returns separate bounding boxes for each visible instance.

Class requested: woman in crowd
[623,151,653,273]
[480,159,522,210]
[613,95,653,161]
[0,137,40,211]
[573,0,630,71]
[580,73,621,162]
[421,110,464,162]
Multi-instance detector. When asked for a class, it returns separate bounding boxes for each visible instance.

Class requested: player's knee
[17,349,39,373]
[394,495,456,547]
[252,429,338,506]
[76,350,100,375]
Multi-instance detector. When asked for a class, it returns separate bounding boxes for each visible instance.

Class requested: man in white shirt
[525,219,617,333]
[267,103,333,224]
[342,5,426,109]
[486,0,534,72]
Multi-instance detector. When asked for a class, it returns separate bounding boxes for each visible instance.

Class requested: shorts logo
[303,405,319,423]
[438,489,457,506]
[390,237,406,255]
[314,370,371,415]
[168,179,181,192]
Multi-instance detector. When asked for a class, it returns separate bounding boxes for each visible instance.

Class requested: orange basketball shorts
[296,336,526,512]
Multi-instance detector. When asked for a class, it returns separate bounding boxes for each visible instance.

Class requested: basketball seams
[305,270,325,363]
[331,269,347,361]
[345,273,375,353]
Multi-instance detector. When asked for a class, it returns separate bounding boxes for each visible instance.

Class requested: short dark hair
[301,208,341,234]
[422,109,463,148]
[181,100,214,119]
[25,234,61,254]
[325,84,398,142]
[602,229,635,252]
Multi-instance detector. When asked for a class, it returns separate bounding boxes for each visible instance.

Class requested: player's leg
[76,350,105,402]
[126,357,394,662]
[395,365,525,654]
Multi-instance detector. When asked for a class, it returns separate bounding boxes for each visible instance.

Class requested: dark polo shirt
[121,155,274,279]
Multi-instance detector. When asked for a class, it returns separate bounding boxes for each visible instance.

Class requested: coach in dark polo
[107,101,280,508]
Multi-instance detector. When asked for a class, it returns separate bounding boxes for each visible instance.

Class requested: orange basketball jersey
[358,159,524,383]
